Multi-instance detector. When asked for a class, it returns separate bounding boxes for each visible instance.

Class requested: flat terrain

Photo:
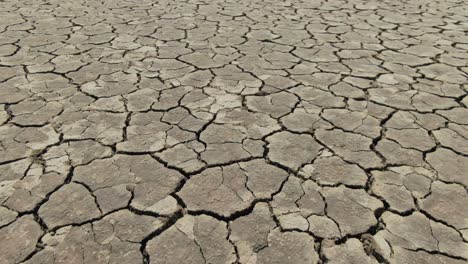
[0,0,467,263]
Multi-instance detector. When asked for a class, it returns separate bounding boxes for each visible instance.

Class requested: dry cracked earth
[0,0,467,263]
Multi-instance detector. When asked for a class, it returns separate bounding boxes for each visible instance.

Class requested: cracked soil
[0,0,467,263]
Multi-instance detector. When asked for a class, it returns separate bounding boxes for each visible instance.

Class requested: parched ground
[0,0,467,263]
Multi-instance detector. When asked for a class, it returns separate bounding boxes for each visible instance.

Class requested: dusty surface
[0,0,467,263]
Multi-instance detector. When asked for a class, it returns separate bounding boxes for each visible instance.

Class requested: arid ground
[0,0,467,263]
